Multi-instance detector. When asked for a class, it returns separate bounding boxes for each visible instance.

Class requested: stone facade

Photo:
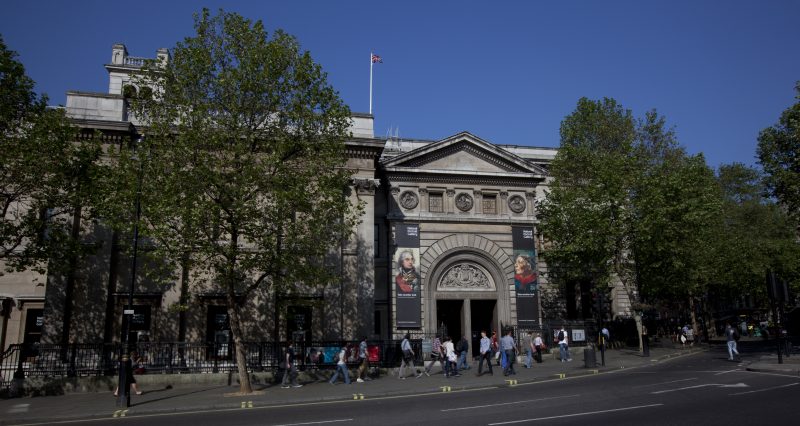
[1,43,632,352]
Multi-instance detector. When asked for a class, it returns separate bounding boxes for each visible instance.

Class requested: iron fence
[1,324,605,393]
[0,338,428,394]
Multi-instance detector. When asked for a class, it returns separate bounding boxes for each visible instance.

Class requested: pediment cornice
[381,131,548,176]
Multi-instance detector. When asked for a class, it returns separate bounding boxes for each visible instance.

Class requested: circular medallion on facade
[508,195,526,213]
[399,190,419,209]
[455,193,473,212]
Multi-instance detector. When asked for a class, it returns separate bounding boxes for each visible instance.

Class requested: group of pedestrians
[281,327,575,388]
[329,336,372,385]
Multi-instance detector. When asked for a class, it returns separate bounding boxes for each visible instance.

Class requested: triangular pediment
[382,131,546,176]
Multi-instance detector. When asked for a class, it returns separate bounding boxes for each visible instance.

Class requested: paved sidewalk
[0,346,703,425]
[745,353,800,376]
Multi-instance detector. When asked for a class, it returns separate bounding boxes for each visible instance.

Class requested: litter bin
[583,347,596,368]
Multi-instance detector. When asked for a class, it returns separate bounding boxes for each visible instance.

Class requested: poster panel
[395,223,421,328]
[513,226,540,325]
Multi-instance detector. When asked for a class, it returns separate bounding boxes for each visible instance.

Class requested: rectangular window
[429,193,444,213]
[482,194,497,214]
[374,224,380,258]
[374,310,381,336]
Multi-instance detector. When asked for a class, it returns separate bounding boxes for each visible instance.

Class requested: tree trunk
[178,251,190,343]
[103,231,120,344]
[61,204,82,349]
[227,293,252,394]
[634,313,644,353]
[689,297,699,343]
[226,229,252,394]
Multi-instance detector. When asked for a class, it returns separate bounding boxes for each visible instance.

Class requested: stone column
[462,299,472,350]
[499,191,508,216]
[446,189,455,214]
[352,178,380,339]
[526,192,536,218]
[419,188,428,213]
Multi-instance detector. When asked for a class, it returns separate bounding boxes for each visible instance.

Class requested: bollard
[583,347,596,368]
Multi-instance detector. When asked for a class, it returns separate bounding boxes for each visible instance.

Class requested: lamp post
[118,137,145,407]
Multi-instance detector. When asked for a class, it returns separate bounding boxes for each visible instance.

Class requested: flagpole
[369,52,373,115]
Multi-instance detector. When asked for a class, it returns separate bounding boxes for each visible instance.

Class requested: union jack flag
[371,53,383,63]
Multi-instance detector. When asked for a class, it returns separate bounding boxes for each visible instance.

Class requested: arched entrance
[420,234,514,355]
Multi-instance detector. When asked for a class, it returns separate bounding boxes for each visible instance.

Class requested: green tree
[757,82,800,224]
[1,35,105,346]
[1,34,62,270]
[540,99,724,346]
[711,164,800,308]
[539,97,639,323]
[120,9,358,394]
[632,111,722,335]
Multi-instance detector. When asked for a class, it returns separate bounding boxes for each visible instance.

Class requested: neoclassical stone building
[1,44,631,353]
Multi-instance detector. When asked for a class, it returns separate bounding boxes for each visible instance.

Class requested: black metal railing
[0,339,431,394]
[2,326,614,394]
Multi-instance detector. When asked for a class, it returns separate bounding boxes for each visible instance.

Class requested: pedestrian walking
[442,335,460,377]
[399,333,418,379]
[113,352,143,397]
[558,327,572,362]
[456,335,471,371]
[281,339,302,388]
[356,336,369,382]
[477,330,494,376]
[424,335,443,376]
[501,329,517,376]
[726,323,740,361]
[491,330,500,366]
[523,332,533,368]
[329,347,351,385]
[533,333,544,364]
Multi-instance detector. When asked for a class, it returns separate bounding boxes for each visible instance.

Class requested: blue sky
[3,1,799,168]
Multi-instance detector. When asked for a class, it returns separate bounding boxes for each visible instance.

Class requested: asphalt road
[39,348,800,425]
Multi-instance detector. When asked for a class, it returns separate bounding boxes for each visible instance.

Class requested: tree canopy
[112,9,359,394]
[540,98,722,333]
[1,35,102,277]
[757,82,800,224]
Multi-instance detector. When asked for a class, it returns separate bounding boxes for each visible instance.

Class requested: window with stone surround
[482,194,497,214]
[429,192,444,213]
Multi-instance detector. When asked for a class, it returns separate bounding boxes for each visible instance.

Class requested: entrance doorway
[470,300,496,357]
[436,300,463,341]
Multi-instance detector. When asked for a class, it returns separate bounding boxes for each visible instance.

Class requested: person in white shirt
[329,347,350,385]
[442,336,460,377]
[558,327,572,362]
[533,333,544,364]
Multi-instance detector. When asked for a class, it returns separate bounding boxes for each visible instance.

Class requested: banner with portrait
[513,226,539,325]
[394,223,421,328]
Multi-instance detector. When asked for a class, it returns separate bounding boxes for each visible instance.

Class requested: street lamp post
[117,137,145,407]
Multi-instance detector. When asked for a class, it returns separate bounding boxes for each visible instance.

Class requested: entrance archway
[420,234,514,347]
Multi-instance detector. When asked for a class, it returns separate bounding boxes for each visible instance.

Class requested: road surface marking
[729,382,799,396]
[7,404,30,414]
[273,420,354,426]
[743,370,800,379]
[351,393,364,400]
[651,383,748,394]
[112,409,128,418]
[440,386,452,392]
[714,369,740,375]
[632,377,697,388]
[488,403,663,425]
[442,394,580,412]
